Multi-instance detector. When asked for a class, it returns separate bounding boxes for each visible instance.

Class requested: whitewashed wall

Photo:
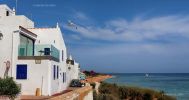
[0,4,75,96]
[29,27,68,94]
[0,7,34,78]
[15,60,50,95]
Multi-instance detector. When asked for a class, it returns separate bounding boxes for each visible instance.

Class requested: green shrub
[143,92,153,100]
[0,77,21,99]
[93,90,98,100]
[95,93,119,100]
[118,86,128,99]
[98,82,119,97]
[96,82,175,100]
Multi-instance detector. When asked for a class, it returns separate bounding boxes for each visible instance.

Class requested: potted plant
[0,77,21,99]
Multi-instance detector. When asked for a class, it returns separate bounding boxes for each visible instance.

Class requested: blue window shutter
[63,72,64,83]
[53,65,56,80]
[16,65,27,79]
[57,66,59,79]
[65,73,66,82]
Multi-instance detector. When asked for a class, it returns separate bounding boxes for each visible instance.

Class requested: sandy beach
[85,75,112,83]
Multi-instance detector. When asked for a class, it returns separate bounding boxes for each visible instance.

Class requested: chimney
[13,7,16,15]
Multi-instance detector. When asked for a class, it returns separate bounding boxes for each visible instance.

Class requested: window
[0,32,3,40]
[16,65,27,79]
[19,48,25,56]
[44,48,50,55]
[63,72,64,83]
[6,11,9,16]
[57,66,59,79]
[53,65,56,80]
[62,72,66,83]
[19,34,34,56]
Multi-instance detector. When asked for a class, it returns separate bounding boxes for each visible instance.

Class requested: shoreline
[85,75,112,83]
[86,74,176,100]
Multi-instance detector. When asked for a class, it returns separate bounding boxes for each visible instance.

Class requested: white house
[66,55,80,83]
[0,4,79,96]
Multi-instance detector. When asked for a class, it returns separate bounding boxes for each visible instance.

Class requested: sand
[85,75,112,83]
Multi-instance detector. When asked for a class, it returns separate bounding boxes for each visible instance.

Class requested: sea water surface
[105,73,189,100]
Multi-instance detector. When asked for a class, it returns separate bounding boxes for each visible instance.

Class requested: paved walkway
[20,86,92,100]
[21,95,50,100]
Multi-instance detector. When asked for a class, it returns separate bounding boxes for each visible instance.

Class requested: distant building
[0,4,79,96]
[66,55,80,83]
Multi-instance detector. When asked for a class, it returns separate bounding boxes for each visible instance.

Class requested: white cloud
[70,41,189,73]
[63,13,189,72]
[70,34,81,40]
[64,15,189,42]
[74,12,89,20]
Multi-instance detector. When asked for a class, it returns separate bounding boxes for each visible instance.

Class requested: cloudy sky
[2,0,189,73]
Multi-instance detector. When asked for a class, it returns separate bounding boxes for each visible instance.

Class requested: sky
[1,0,189,73]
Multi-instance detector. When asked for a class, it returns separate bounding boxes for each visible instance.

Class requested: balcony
[18,44,60,62]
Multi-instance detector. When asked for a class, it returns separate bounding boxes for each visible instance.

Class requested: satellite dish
[0,32,3,40]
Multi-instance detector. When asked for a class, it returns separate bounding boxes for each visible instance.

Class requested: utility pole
[15,0,18,13]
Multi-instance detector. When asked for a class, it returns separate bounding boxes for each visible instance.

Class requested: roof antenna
[56,22,59,28]
[15,0,18,13]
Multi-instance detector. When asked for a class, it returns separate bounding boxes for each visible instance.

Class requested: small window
[0,32,3,40]
[63,72,64,83]
[65,73,66,82]
[53,65,56,80]
[62,72,66,83]
[6,11,9,16]
[16,65,27,79]
[57,66,59,79]
[44,48,50,55]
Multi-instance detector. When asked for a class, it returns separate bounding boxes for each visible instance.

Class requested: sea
[105,73,189,100]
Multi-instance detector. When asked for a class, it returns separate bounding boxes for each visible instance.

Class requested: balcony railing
[18,44,60,62]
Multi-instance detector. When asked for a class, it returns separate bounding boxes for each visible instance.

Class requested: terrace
[18,44,60,62]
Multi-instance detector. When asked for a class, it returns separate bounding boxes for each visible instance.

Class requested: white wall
[29,27,68,92]
[83,90,93,100]
[15,60,50,95]
[0,4,15,18]
[0,5,34,78]
[73,62,79,79]
[0,4,77,96]
[0,17,34,78]
[67,62,80,80]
